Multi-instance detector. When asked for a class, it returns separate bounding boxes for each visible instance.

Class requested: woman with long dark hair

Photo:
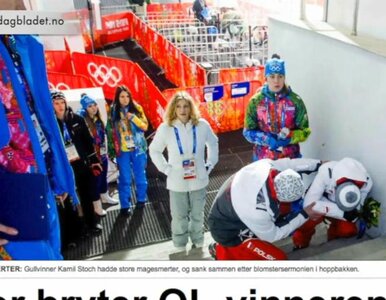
[106,85,148,216]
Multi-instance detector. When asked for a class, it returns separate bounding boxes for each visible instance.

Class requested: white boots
[93,193,118,217]
[93,200,107,217]
[100,192,119,205]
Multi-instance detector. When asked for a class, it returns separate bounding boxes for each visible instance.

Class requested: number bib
[182,158,196,180]
[65,144,80,162]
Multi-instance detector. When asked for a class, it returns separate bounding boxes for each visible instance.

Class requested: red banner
[72,52,134,100]
[138,73,168,130]
[45,50,73,74]
[219,66,265,85]
[162,80,262,133]
[71,52,167,130]
[80,11,206,88]
[47,72,95,90]
[81,11,132,52]
[147,3,193,17]
[98,12,132,46]
[130,12,206,88]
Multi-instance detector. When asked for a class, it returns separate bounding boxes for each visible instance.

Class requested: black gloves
[343,209,359,222]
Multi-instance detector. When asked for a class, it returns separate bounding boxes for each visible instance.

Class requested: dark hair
[271,53,281,59]
[112,85,140,123]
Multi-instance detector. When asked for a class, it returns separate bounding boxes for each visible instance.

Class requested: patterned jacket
[0,35,78,260]
[77,108,107,162]
[106,101,148,159]
[244,84,311,160]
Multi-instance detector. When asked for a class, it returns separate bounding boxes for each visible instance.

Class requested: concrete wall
[268,17,386,236]
[327,0,386,40]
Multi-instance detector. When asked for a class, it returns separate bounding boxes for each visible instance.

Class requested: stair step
[91,224,382,261]
[298,236,386,260]
[98,40,177,91]
[90,232,215,261]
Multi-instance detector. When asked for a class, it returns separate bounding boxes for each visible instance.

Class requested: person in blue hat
[78,94,119,217]
[52,90,104,244]
[243,54,311,161]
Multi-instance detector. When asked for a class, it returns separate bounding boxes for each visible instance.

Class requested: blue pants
[91,156,108,200]
[116,149,147,209]
[169,188,207,247]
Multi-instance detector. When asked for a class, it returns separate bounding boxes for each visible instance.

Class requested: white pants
[169,188,206,247]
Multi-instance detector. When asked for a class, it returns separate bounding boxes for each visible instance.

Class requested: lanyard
[95,119,105,146]
[119,108,131,133]
[265,96,286,133]
[173,125,196,156]
[63,122,72,144]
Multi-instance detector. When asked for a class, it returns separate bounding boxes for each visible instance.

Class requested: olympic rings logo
[48,82,71,90]
[87,62,122,88]
[270,63,282,72]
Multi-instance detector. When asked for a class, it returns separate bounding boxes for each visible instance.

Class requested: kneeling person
[208,158,324,260]
[292,157,373,248]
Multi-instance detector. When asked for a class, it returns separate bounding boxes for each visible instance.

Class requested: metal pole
[300,0,306,20]
[87,0,95,53]
[248,25,252,59]
[322,0,329,22]
[351,0,360,36]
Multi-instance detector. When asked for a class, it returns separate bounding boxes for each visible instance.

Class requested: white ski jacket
[149,118,219,192]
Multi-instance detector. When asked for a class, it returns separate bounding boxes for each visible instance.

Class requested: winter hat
[265,54,285,77]
[274,169,304,202]
[50,89,66,101]
[80,94,97,110]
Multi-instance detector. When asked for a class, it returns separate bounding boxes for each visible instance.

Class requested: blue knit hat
[265,57,286,77]
[80,94,97,110]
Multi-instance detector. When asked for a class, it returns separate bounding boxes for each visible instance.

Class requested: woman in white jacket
[149,91,219,253]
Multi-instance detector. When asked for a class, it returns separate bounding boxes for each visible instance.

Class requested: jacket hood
[332,157,368,183]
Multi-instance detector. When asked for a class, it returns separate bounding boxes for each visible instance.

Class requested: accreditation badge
[65,143,80,162]
[125,135,135,149]
[31,113,49,152]
[100,145,107,156]
[182,158,196,180]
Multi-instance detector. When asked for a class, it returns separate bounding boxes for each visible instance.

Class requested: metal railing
[149,17,268,76]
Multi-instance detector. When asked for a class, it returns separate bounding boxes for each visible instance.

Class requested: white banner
[0,276,385,299]
[0,11,80,35]
[1,261,386,300]
[1,261,386,279]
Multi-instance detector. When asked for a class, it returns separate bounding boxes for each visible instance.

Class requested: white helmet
[274,169,305,202]
[335,182,361,211]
